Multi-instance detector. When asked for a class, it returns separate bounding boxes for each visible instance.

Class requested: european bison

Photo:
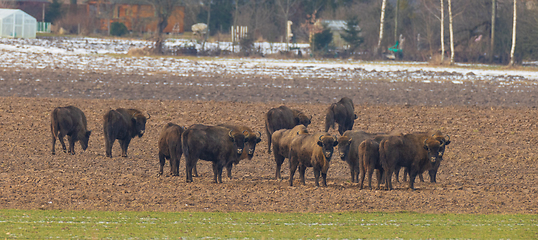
[336,130,386,183]
[51,106,91,155]
[157,123,185,176]
[379,131,450,190]
[103,108,149,158]
[289,133,338,187]
[396,132,451,183]
[358,137,387,190]
[325,97,358,135]
[265,105,311,153]
[218,124,262,179]
[271,125,309,180]
[182,124,246,183]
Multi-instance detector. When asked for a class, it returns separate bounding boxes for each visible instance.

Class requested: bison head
[79,130,92,151]
[245,131,262,160]
[317,135,338,160]
[229,130,247,157]
[294,110,312,128]
[336,136,352,161]
[423,136,448,164]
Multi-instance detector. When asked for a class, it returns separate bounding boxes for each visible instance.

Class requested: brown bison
[217,124,262,179]
[379,131,450,190]
[396,133,451,183]
[271,125,309,180]
[336,130,386,184]
[289,132,338,187]
[325,97,358,135]
[265,106,311,153]
[51,106,91,155]
[358,137,387,190]
[157,123,185,176]
[103,108,149,158]
[182,124,246,183]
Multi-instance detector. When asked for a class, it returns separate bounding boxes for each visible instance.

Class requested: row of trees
[46,0,538,64]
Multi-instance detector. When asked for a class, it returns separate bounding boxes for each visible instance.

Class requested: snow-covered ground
[0,37,537,84]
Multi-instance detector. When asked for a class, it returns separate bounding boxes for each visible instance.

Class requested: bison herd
[50,97,450,191]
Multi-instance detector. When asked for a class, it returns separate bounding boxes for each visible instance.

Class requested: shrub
[110,22,128,37]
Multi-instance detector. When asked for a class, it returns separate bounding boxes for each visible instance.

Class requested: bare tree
[276,0,298,48]
[440,0,445,63]
[490,0,496,62]
[509,0,517,66]
[145,0,183,54]
[448,0,454,64]
[376,0,387,56]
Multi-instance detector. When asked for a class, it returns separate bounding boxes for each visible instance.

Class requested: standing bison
[325,97,358,135]
[157,123,185,176]
[380,131,450,190]
[265,105,311,153]
[336,130,386,184]
[218,124,262,179]
[271,125,309,180]
[182,124,246,183]
[51,106,92,155]
[289,133,338,187]
[103,108,149,158]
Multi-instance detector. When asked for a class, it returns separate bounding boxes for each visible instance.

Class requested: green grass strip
[0,209,536,239]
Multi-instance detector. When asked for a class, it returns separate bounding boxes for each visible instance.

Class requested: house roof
[1,0,49,3]
[0,8,35,19]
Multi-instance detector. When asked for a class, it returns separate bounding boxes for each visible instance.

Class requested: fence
[37,22,51,33]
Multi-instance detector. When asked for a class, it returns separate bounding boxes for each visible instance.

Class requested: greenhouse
[0,9,36,38]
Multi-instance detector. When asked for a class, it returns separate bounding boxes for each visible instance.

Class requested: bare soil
[1,67,537,214]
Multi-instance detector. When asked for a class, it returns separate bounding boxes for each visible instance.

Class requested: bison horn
[319,135,324,141]
[445,134,450,142]
[147,113,151,120]
[256,131,262,138]
[423,138,429,147]
[242,130,248,135]
[228,130,234,138]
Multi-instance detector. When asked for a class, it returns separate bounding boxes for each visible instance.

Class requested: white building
[0,9,36,38]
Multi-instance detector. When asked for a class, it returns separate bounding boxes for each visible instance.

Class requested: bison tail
[324,107,335,132]
[50,108,61,137]
[182,131,190,158]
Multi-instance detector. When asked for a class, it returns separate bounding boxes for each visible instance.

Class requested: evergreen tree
[45,0,64,24]
[312,26,333,52]
[340,16,364,53]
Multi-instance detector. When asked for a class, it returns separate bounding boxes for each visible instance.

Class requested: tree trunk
[202,1,211,52]
[394,0,399,43]
[490,0,496,62]
[440,0,445,63]
[376,0,387,57]
[509,0,517,66]
[448,0,454,65]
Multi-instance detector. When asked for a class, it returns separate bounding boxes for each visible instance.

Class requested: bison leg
[376,168,384,190]
[67,135,76,155]
[419,173,425,182]
[226,162,233,179]
[384,169,394,190]
[289,159,299,186]
[58,133,67,153]
[105,137,114,158]
[313,168,321,187]
[158,153,166,176]
[185,160,195,183]
[367,165,375,190]
[169,146,180,176]
[321,172,327,187]
[298,165,307,186]
[192,162,199,177]
[51,124,57,155]
[429,169,437,183]
[119,139,131,158]
[211,162,222,183]
[266,127,272,153]
[358,162,366,189]
[274,154,285,180]
[408,169,419,190]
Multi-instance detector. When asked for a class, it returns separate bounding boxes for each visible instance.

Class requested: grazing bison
[157,123,185,176]
[50,106,92,155]
[289,133,338,187]
[336,130,386,184]
[325,97,358,135]
[182,124,246,183]
[103,108,149,158]
[217,124,262,179]
[379,131,450,190]
[271,125,309,180]
[265,106,311,153]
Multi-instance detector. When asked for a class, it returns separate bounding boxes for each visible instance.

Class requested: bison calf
[337,130,386,184]
[325,97,358,135]
[289,133,338,187]
[158,123,185,176]
[51,106,91,155]
[358,137,385,190]
[182,124,246,183]
[103,108,149,158]
[271,125,309,180]
[265,105,311,153]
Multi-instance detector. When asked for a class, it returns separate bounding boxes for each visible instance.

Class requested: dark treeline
[183,0,538,63]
